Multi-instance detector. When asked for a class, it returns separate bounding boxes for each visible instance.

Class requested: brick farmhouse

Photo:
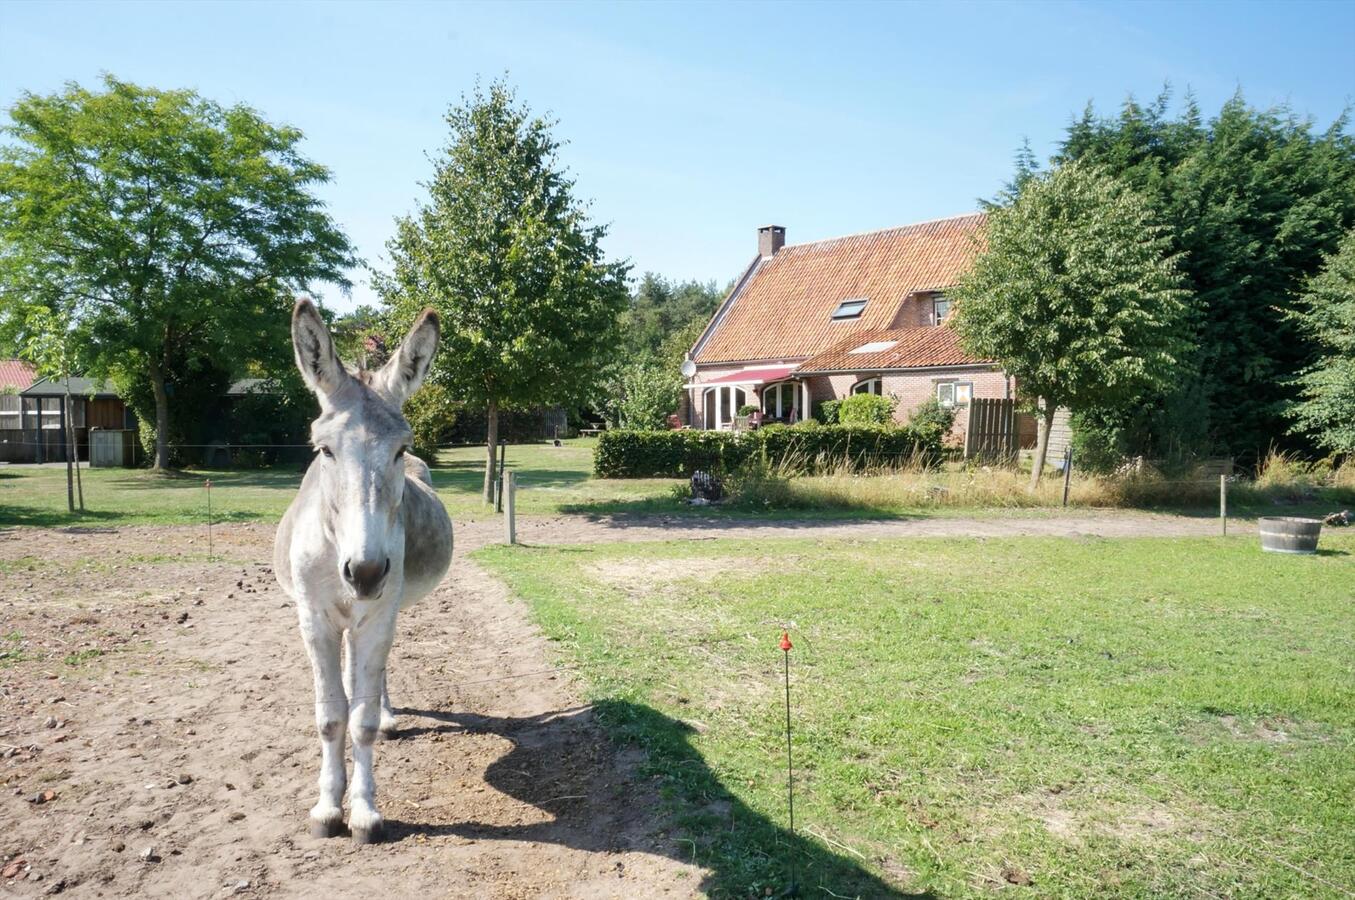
[681,213,1026,443]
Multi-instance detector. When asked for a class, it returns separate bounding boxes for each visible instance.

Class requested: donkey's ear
[291,298,348,399]
[374,308,440,406]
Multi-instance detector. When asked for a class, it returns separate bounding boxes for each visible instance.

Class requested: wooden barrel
[1258,517,1322,555]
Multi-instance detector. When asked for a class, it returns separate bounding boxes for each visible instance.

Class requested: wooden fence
[963,398,1017,461]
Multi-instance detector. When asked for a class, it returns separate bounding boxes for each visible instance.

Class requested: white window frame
[933,294,952,325]
[851,378,882,396]
[761,381,799,420]
[701,385,748,429]
[936,380,972,408]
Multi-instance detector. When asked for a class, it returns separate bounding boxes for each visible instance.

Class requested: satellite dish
[680,359,697,378]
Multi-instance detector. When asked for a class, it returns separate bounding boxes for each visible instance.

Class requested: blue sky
[3,0,1353,312]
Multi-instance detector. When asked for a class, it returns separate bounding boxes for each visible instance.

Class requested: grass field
[2,439,1347,529]
[0,440,682,527]
[476,533,1355,898]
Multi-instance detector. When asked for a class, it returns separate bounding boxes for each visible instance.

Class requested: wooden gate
[963,397,1017,462]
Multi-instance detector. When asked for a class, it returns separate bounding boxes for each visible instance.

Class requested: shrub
[905,398,957,447]
[616,359,681,430]
[1069,411,1127,475]
[737,403,759,416]
[816,399,841,424]
[594,423,941,478]
[837,393,897,425]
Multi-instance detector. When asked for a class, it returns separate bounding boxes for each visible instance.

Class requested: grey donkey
[274,299,453,844]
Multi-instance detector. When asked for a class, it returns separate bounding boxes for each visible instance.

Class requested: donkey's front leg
[299,608,347,838]
[347,610,397,844]
[379,670,398,737]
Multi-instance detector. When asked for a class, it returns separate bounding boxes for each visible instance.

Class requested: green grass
[0,440,683,527]
[2,439,1347,529]
[476,533,1355,898]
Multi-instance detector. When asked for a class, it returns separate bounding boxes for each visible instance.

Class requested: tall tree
[952,161,1191,487]
[1287,229,1355,453]
[1051,89,1355,459]
[594,273,724,429]
[379,80,630,501]
[0,76,355,469]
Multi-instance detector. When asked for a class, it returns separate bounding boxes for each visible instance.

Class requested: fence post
[504,470,516,545]
[1220,474,1227,536]
[1061,446,1073,507]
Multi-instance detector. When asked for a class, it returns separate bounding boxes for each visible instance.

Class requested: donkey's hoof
[350,823,384,845]
[378,726,401,741]
[309,818,343,839]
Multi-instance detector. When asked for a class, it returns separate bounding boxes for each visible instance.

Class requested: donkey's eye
[320,446,334,459]
[394,446,407,463]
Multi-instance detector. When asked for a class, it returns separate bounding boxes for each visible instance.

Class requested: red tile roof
[796,326,991,373]
[693,213,986,364]
[0,359,36,391]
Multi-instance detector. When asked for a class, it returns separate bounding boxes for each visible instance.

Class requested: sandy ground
[0,510,1244,898]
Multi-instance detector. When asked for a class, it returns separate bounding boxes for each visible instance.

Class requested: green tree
[614,356,681,430]
[1287,229,1355,453]
[1051,89,1355,459]
[952,161,1191,487]
[594,274,723,428]
[379,80,629,501]
[0,76,355,469]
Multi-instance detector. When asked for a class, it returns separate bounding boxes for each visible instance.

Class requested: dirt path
[0,523,706,898]
[0,510,1238,898]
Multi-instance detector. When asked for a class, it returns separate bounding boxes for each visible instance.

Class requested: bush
[594,423,941,478]
[838,393,897,425]
[737,403,759,416]
[1069,413,1127,475]
[816,399,841,424]
[905,398,957,447]
[404,382,461,461]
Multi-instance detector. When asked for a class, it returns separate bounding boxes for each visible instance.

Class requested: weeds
[721,449,1355,513]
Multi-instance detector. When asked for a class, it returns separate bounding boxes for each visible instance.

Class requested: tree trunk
[63,388,75,513]
[149,362,171,471]
[482,398,499,504]
[1029,401,1056,491]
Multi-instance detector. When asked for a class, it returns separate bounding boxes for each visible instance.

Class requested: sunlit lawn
[477,533,1355,898]
[0,439,683,527]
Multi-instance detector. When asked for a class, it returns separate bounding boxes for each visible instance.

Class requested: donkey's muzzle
[343,557,390,599]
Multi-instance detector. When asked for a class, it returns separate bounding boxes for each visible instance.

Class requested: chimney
[758,225,786,258]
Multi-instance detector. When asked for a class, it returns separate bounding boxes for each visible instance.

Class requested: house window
[702,386,747,429]
[933,295,952,325]
[761,381,799,421]
[39,397,62,428]
[936,381,972,408]
[831,298,868,320]
[852,378,882,396]
[0,394,18,430]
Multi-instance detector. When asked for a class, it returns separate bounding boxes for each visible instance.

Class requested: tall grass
[721,448,1355,513]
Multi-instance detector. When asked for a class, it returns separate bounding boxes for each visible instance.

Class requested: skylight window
[849,340,898,354]
[831,298,868,320]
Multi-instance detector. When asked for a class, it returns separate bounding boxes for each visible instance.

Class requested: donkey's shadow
[382,700,926,898]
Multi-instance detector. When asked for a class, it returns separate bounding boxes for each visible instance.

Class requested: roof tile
[797,326,990,373]
[694,213,985,364]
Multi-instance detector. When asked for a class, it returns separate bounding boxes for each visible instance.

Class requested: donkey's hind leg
[379,670,398,737]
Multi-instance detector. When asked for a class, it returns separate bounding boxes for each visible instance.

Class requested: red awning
[702,365,797,386]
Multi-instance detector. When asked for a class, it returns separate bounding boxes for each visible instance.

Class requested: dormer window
[932,295,952,325]
[831,298,868,320]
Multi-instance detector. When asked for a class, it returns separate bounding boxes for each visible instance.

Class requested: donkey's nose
[343,558,390,598]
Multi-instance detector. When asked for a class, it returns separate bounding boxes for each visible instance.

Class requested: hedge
[594,423,941,478]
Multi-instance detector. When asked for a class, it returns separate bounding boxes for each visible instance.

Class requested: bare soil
[0,510,1241,898]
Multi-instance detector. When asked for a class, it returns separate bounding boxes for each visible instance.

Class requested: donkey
[274,298,453,844]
